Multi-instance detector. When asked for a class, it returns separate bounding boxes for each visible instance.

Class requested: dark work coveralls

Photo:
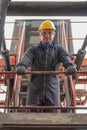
[17,42,75,112]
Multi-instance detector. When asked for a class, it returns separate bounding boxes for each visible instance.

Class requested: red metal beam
[0,101,5,105]
[0,106,87,110]
[76,79,87,84]
[0,71,87,75]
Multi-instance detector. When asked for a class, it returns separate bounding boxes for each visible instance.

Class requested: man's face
[39,29,56,44]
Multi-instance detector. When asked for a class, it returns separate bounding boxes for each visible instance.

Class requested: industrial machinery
[0,1,87,130]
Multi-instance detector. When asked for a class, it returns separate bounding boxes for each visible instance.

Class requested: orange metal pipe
[69,76,76,107]
[0,71,87,75]
[5,38,19,40]
[0,106,87,110]
[76,79,87,84]
[66,38,84,40]
[10,22,26,106]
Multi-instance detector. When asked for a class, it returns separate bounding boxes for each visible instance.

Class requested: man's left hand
[65,66,77,75]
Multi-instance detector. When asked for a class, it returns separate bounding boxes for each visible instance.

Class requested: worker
[16,20,76,112]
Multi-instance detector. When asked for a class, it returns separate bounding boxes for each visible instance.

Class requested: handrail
[61,21,68,51]
[69,76,76,112]
[10,22,26,106]
[17,21,26,63]
[0,106,87,110]
[0,71,87,75]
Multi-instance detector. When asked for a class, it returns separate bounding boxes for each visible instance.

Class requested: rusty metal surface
[7,1,87,16]
[0,113,87,130]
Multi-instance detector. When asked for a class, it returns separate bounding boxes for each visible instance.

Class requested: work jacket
[17,41,75,109]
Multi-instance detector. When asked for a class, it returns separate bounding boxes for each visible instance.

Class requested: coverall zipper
[43,49,48,103]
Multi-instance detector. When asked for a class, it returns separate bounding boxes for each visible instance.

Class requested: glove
[65,66,76,76]
[16,66,26,75]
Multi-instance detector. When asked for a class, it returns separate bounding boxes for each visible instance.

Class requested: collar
[39,42,54,49]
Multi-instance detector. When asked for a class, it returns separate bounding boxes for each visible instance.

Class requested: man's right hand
[16,66,26,75]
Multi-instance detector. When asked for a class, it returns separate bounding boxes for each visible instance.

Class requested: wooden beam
[7,1,87,16]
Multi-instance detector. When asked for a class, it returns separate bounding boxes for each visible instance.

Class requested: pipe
[0,105,87,110]
[0,71,87,75]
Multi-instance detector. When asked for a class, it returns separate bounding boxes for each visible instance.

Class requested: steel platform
[0,113,87,130]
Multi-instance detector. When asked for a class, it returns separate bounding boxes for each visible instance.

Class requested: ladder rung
[0,101,5,105]
[19,92,27,98]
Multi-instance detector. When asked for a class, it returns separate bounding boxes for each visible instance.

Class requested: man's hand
[16,66,26,75]
[65,66,77,76]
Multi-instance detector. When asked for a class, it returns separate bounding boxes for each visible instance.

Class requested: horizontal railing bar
[0,71,87,75]
[0,106,87,110]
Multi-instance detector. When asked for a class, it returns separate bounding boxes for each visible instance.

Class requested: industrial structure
[0,0,87,130]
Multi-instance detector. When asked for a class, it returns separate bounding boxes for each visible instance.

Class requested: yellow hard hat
[38,20,56,32]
